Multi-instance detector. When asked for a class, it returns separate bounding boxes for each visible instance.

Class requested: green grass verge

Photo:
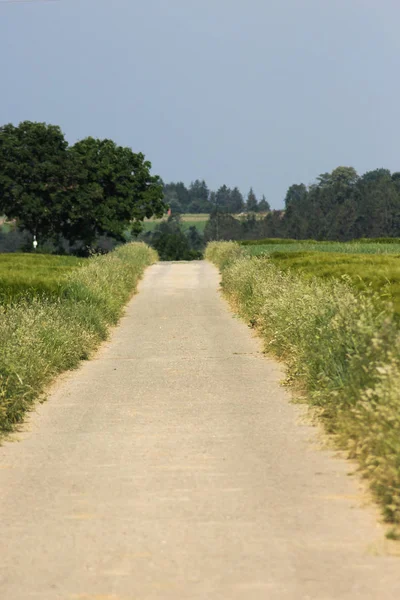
[206,241,400,529]
[0,243,157,435]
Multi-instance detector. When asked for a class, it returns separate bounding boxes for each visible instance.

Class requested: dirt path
[0,261,399,599]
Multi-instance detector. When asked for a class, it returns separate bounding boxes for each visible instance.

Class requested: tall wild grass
[206,241,400,526]
[0,243,157,434]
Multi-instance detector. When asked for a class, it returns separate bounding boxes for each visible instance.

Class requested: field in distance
[143,213,210,233]
[0,253,84,303]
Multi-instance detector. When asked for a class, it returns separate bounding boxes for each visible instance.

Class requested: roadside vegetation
[206,241,400,530]
[0,243,157,436]
[243,242,400,317]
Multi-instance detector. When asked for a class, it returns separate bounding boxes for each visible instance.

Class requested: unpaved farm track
[0,261,399,599]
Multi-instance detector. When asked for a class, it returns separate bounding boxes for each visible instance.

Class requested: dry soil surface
[0,261,399,600]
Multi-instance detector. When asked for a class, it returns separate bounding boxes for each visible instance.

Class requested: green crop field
[244,240,400,315]
[0,253,84,303]
[244,239,400,255]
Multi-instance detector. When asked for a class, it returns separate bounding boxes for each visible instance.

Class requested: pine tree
[246,188,258,212]
[258,195,270,212]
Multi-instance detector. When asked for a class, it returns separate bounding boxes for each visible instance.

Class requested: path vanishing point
[0,261,400,599]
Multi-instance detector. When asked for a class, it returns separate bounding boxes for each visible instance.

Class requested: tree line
[204,166,400,242]
[0,121,165,254]
[2,121,399,255]
[283,166,400,240]
[164,181,270,214]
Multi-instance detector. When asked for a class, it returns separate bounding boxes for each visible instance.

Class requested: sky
[0,0,399,208]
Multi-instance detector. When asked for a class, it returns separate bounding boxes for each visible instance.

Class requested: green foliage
[141,216,203,260]
[204,212,243,242]
[0,121,165,252]
[197,164,400,242]
[207,242,400,525]
[0,243,157,434]
[163,181,260,215]
[211,185,245,213]
[0,121,70,240]
[258,195,270,212]
[246,187,259,212]
[67,137,165,246]
[281,166,400,240]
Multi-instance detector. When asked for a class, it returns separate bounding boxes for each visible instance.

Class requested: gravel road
[0,261,399,599]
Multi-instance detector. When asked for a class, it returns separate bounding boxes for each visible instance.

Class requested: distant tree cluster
[0,121,165,253]
[141,216,204,261]
[163,181,270,214]
[282,166,400,240]
[203,212,283,242]
[203,166,400,242]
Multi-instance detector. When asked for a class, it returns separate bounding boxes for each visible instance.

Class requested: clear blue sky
[1,0,399,208]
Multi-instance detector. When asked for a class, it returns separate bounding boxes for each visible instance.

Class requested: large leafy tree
[0,123,165,249]
[0,121,71,241]
[64,137,165,245]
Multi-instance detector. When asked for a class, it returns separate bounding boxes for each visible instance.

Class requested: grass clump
[207,242,400,525]
[0,243,157,435]
[205,240,248,270]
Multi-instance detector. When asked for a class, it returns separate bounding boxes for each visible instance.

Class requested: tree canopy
[162,181,267,214]
[0,121,69,241]
[202,165,400,242]
[0,121,165,251]
[281,166,400,240]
